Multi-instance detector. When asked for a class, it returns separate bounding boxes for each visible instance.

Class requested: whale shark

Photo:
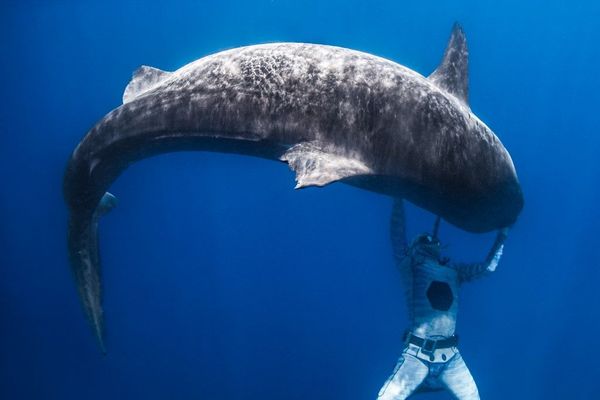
[63,25,523,351]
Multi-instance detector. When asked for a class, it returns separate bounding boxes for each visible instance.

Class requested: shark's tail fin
[67,192,117,354]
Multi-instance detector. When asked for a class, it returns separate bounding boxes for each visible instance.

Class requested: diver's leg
[439,352,480,400]
[377,353,429,400]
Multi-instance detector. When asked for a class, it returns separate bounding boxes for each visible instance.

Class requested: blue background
[1,1,599,399]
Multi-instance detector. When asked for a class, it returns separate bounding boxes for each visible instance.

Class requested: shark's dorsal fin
[281,141,372,188]
[428,23,469,105]
[123,66,171,104]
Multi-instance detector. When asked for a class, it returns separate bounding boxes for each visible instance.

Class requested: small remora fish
[63,24,523,351]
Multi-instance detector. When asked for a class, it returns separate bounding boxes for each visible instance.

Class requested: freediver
[377,199,508,400]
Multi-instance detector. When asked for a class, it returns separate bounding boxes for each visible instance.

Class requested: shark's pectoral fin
[123,66,172,104]
[280,142,373,189]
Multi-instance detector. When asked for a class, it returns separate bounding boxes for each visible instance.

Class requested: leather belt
[404,332,459,352]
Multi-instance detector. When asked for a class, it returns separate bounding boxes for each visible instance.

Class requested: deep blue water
[1,1,599,399]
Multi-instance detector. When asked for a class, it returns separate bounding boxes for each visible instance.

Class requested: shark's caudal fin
[68,192,117,354]
[428,23,469,105]
[123,66,172,104]
[280,141,372,188]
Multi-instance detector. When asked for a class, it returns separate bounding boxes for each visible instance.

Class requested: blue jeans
[377,347,480,399]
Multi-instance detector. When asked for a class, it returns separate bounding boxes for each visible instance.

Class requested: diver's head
[410,232,442,259]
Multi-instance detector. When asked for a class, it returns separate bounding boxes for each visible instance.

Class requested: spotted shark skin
[63,25,523,351]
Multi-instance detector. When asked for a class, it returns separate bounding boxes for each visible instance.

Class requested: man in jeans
[377,200,508,400]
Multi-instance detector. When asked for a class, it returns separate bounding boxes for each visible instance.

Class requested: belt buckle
[421,338,437,355]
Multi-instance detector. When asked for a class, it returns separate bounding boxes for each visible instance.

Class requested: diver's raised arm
[455,228,509,283]
[390,199,409,267]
